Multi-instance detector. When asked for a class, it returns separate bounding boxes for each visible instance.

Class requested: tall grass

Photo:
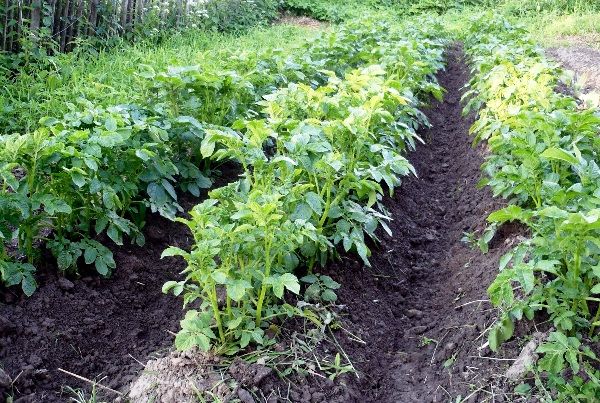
[500,0,600,15]
[441,1,600,47]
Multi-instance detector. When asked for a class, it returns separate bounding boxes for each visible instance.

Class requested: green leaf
[95,216,109,234]
[292,203,313,221]
[280,273,300,295]
[227,317,243,330]
[514,383,531,395]
[175,330,210,351]
[321,275,340,289]
[240,331,252,348]
[147,183,167,205]
[300,274,318,284]
[268,276,285,299]
[355,241,370,266]
[105,117,118,132]
[489,326,500,352]
[43,197,72,215]
[21,276,37,297]
[107,224,123,245]
[227,279,251,302]
[135,149,154,161]
[499,252,513,271]
[488,205,524,223]
[57,251,74,271]
[162,280,184,296]
[305,192,323,215]
[321,289,338,302]
[538,206,568,219]
[161,179,177,200]
[84,157,98,171]
[211,271,228,284]
[515,263,535,294]
[200,139,215,158]
[95,259,109,276]
[161,247,189,259]
[84,247,97,265]
[540,147,578,166]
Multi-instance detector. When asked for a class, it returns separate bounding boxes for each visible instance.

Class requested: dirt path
[547,46,600,91]
[321,46,523,402]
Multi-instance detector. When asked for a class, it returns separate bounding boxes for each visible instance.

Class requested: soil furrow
[325,45,521,402]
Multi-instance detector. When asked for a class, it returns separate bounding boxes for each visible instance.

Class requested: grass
[0,23,320,134]
[522,12,600,47]
[441,6,600,48]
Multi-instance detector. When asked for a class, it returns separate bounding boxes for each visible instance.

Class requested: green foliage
[464,14,600,398]
[163,17,447,352]
[500,0,600,16]
[0,0,281,73]
[282,0,350,22]
[0,25,312,134]
[200,0,279,32]
[301,274,341,303]
[0,25,317,294]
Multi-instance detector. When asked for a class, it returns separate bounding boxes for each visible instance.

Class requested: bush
[202,0,280,32]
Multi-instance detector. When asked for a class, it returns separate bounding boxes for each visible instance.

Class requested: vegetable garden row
[2,11,600,400]
[161,20,446,352]
[464,16,600,398]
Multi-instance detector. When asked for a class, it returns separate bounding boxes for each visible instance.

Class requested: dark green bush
[203,0,280,32]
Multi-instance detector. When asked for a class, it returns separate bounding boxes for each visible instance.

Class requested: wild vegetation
[1,0,600,401]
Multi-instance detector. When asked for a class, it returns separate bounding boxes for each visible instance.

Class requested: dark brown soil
[0,217,183,402]
[0,166,239,402]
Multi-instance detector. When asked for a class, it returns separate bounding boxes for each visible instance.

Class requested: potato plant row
[0,20,415,295]
[464,16,600,398]
[162,18,447,352]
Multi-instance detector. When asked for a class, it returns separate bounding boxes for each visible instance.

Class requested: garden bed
[1,45,522,402]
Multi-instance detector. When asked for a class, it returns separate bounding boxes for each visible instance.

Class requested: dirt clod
[0,367,11,387]
[505,332,546,382]
[129,350,226,403]
[406,309,424,319]
[57,277,74,291]
[238,388,255,403]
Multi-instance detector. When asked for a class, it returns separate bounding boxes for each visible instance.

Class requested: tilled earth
[1,47,528,402]
[547,45,600,91]
[0,211,188,402]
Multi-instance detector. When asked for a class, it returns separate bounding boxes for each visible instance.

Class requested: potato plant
[464,15,600,398]
[163,18,447,352]
[3,18,418,294]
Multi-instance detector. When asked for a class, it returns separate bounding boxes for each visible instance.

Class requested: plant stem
[255,234,272,326]
[209,282,225,343]
[589,304,600,337]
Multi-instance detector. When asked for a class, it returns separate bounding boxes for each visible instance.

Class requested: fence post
[30,0,42,37]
